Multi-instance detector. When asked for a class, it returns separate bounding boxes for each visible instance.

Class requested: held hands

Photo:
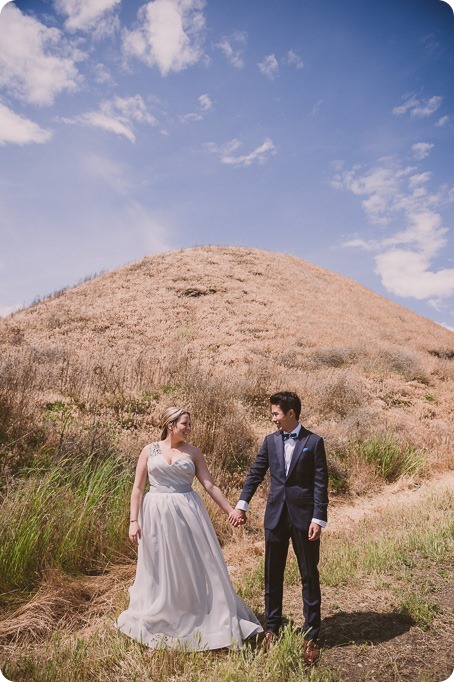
[228,509,247,528]
[129,520,141,545]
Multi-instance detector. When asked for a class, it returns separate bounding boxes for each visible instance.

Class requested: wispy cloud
[436,115,449,128]
[258,54,279,80]
[287,49,304,69]
[62,95,157,143]
[0,3,82,106]
[205,137,276,167]
[333,154,454,300]
[92,63,116,85]
[216,31,247,69]
[392,94,443,118]
[54,0,120,36]
[123,0,206,76]
[0,102,52,145]
[181,93,213,122]
[411,142,434,160]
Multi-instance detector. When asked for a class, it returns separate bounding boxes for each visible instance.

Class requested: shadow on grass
[320,610,414,647]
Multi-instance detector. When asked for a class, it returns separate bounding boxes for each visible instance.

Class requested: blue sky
[0,0,453,330]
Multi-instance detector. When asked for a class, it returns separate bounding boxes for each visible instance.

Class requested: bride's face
[172,414,191,441]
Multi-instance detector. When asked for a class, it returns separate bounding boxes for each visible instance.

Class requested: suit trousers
[264,503,321,640]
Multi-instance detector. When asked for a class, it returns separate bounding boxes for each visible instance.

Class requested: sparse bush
[187,370,257,480]
[315,371,363,419]
[368,348,429,383]
[327,457,349,494]
[312,347,359,368]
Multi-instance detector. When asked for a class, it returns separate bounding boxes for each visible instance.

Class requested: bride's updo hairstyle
[160,407,190,440]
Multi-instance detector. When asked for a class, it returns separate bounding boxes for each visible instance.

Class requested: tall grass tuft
[0,454,133,599]
[356,432,426,482]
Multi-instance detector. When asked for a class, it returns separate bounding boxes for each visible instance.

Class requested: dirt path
[327,470,454,529]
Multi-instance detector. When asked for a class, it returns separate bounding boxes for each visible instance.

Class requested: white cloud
[0,102,52,145]
[181,93,212,122]
[427,298,449,313]
[392,94,443,118]
[343,238,376,251]
[336,151,454,301]
[206,137,276,167]
[123,0,206,76]
[0,3,82,106]
[375,250,454,299]
[62,95,157,143]
[216,31,247,69]
[199,93,212,112]
[333,162,415,225]
[411,142,434,160]
[408,172,432,189]
[436,115,449,127]
[287,50,304,69]
[92,63,115,85]
[258,54,279,80]
[309,99,322,117]
[54,0,120,34]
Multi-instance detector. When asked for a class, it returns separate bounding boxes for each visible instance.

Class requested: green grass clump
[0,454,133,599]
[318,488,453,587]
[357,433,426,482]
[398,591,442,631]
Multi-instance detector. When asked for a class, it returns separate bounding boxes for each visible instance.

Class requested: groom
[230,391,328,665]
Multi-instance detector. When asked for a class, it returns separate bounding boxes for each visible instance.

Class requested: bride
[116,407,263,650]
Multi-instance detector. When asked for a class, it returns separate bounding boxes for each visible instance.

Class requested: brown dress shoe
[303,639,320,666]
[263,630,277,653]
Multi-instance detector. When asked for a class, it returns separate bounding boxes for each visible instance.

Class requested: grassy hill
[0,246,453,681]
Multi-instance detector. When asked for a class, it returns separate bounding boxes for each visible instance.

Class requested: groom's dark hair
[270,392,301,420]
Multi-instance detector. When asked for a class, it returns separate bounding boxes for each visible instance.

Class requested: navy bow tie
[283,432,298,440]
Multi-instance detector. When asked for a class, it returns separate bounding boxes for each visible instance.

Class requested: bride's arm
[192,448,234,517]
[128,445,149,544]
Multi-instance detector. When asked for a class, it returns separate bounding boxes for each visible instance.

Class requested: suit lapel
[273,431,286,476]
[286,430,311,479]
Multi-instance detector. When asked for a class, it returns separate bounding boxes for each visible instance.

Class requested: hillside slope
[1,246,452,366]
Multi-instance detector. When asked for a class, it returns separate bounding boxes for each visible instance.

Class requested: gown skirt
[116,443,263,650]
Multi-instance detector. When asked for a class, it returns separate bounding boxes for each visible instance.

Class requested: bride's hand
[228,509,246,527]
[129,520,141,544]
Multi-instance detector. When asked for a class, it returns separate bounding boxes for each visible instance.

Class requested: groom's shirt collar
[282,424,301,439]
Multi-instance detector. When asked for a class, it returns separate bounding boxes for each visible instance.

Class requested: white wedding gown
[116,442,263,650]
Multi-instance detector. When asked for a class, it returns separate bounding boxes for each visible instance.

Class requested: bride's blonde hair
[160,407,190,440]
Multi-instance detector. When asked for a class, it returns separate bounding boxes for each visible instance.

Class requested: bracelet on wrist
[130,519,138,523]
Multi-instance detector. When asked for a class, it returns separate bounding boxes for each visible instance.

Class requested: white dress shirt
[236,424,327,528]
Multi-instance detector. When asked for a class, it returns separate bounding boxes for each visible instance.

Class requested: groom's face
[271,404,295,432]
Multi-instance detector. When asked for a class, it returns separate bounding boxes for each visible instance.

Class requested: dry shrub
[185,369,257,482]
[367,347,430,384]
[313,370,363,419]
[311,346,360,369]
[235,359,275,414]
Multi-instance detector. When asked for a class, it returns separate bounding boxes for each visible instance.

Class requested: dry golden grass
[1,246,452,473]
[0,246,453,681]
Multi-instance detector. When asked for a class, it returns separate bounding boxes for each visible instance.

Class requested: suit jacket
[239,426,329,531]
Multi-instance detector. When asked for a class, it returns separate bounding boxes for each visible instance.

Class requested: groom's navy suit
[239,426,328,640]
